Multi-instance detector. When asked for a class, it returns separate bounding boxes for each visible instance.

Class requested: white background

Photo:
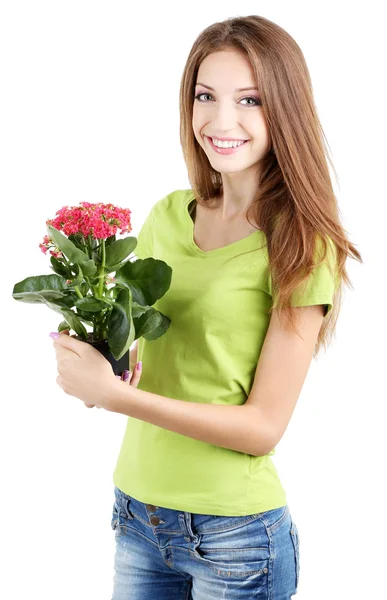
[1,1,385,598]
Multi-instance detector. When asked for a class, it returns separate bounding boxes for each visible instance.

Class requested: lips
[207,136,249,144]
[206,135,250,155]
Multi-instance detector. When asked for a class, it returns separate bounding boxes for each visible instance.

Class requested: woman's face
[192,49,271,176]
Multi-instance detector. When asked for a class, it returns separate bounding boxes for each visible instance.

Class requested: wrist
[108,377,134,414]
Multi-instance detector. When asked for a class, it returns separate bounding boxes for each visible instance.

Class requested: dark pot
[73,333,130,377]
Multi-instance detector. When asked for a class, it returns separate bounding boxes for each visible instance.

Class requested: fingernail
[49,332,60,339]
[136,361,142,371]
[115,375,121,379]
[123,370,130,381]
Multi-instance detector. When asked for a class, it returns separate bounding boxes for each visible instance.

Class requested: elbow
[249,432,275,457]
[255,430,283,457]
[247,406,277,457]
[254,422,277,457]
[254,440,275,457]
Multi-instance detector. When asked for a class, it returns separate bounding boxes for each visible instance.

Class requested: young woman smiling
[52,14,362,599]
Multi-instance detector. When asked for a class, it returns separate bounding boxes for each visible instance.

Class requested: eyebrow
[195,82,259,93]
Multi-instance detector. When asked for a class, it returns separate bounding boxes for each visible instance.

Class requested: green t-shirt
[113,189,338,516]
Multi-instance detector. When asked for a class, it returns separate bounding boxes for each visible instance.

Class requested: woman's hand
[50,330,142,411]
[87,338,141,408]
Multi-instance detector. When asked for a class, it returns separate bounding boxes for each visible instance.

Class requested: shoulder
[151,188,194,216]
[313,234,339,278]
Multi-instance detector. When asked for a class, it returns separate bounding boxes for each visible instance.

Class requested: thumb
[49,331,85,357]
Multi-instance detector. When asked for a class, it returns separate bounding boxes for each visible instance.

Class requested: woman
[51,14,362,599]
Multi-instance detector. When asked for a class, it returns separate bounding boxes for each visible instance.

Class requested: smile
[206,136,250,155]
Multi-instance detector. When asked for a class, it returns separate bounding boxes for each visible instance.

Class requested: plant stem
[61,254,84,298]
[97,238,106,299]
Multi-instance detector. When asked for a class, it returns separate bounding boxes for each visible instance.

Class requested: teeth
[212,138,246,148]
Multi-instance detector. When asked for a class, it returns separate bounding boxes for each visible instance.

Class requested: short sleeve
[133,205,155,260]
[289,235,339,317]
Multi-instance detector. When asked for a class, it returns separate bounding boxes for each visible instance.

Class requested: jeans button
[146,504,157,512]
[150,515,161,526]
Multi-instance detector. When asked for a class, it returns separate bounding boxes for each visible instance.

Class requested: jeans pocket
[113,487,135,521]
[111,502,124,536]
[257,505,289,532]
[290,520,300,590]
[111,496,135,538]
[193,515,270,578]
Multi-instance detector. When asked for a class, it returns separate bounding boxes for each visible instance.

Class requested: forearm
[110,384,272,457]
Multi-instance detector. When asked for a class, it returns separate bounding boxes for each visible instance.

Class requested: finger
[84,403,95,408]
[130,371,141,387]
[49,331,84,357]
[55,346,78,361]
[128,362,142,387]
[122,370,131,382]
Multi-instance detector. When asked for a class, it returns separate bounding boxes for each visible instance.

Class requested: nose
[211,101,238,133]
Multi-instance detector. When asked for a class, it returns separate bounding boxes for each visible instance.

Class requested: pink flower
[50,250,63,258]
[45,202,132,240]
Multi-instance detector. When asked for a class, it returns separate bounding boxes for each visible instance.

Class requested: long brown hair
[179,15,362,357]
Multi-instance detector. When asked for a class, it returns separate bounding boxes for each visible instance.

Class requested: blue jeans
[111,486,300,599]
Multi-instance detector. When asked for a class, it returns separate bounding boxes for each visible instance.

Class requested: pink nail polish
[49,332,60,339]
[137,361,142,371]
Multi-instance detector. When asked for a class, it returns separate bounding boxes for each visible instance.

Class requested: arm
[110,385,272,456]
[244,304,325,450]
[111,304,324,456]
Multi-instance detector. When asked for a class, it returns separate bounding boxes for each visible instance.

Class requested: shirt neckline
[184,192,264,258]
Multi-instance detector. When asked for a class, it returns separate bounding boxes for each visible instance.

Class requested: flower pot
[73,333,129,377]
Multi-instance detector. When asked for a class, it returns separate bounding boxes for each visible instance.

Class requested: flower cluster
[39,234,63,257]
[13,200,172,361]
[40,202,132,253]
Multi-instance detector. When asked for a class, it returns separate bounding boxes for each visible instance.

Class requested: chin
[209,161,250,173]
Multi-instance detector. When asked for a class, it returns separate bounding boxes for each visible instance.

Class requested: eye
[194,93,262,106]
[194,93,213,102]
[240,96,262,107]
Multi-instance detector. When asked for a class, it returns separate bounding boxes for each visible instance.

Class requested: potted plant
[11,201,172,376]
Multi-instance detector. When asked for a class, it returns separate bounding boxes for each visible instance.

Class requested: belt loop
[183,511,199,540]
[123,496,134,520]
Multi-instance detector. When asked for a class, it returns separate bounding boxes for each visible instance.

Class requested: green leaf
[132,302,149,318]
[12,276,76,319]
[74,297,112,312]
[105,234,116,247]
[68,234,85,251]
[133,307,163,338]
[105,236,137,271]
[113,257,172,306]
[92,251,101,264]
[87,275,101,287]
[106,258,131,274]
[58,320,70,332]
[142,311,171,340]
[50,294,78,309]
[73,308,95,326]
[12,274,68,304]
[65,263,84,288]
[47,226,97,276]
[12,290,66,303]
[107,287,135,360]
[50,256,71,278]
[61,309,88,339]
